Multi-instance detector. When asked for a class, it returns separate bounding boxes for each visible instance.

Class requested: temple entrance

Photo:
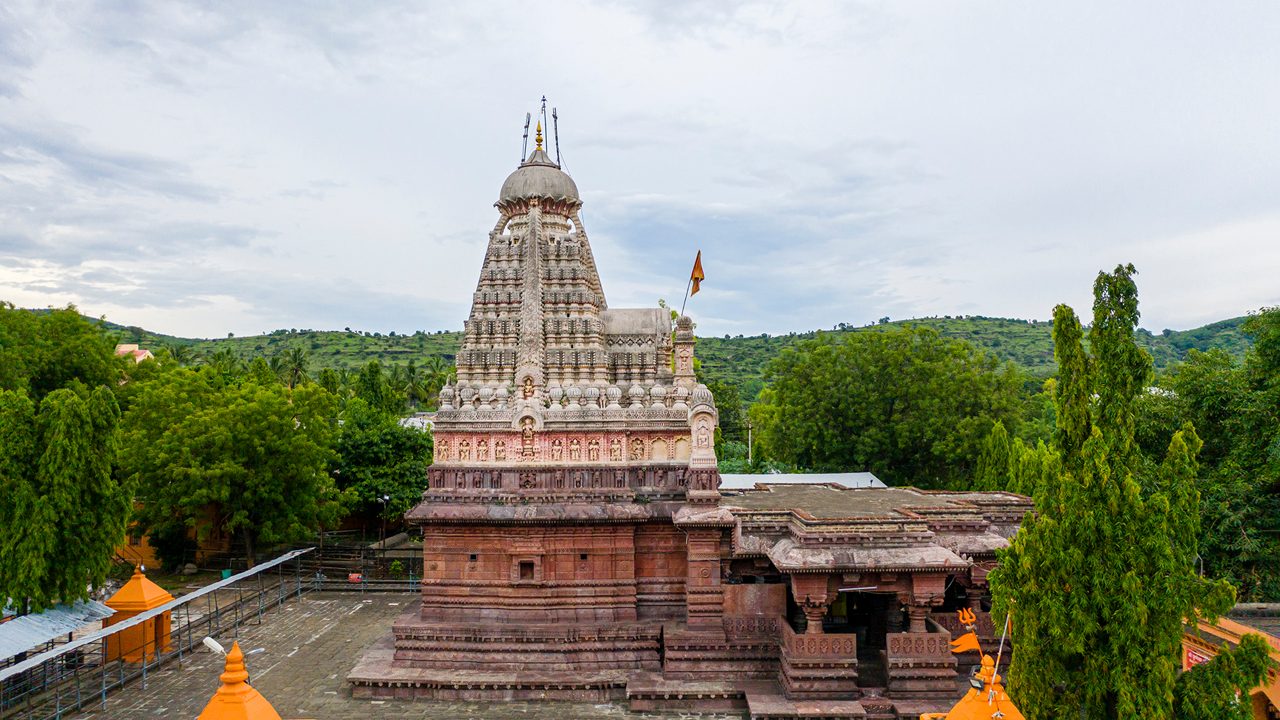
[839,591,893,688]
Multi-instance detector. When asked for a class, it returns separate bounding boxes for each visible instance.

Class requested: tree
[990,265,1235,719]
[278,346,311,389]
[422,356,455,409]
[332,398,432,523]
[752,326,1023,486]
[353,360,404,415]
[0,304,122,399]
[974,420,1011,490]
[0,386,127,611]
[1172,633,1272,720]
[120,368,343,566]
[1136,309,1280,600]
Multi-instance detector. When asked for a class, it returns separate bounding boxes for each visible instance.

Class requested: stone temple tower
[351,118,1035,716]
[350,122,727,697]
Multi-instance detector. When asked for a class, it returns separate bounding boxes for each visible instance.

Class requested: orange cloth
[950,631,983,654]
[921,654,1025,720]
[690,251,705,295]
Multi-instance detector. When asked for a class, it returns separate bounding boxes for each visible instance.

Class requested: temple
[348,119,1032,718]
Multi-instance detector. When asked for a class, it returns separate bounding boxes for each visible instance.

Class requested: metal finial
[535,121,543,151]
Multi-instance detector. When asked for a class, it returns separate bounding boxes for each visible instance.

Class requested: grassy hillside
[697,315,1251,398]
[102,314,1251,399]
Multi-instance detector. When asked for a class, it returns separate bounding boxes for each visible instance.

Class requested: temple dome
[498,147,579,206]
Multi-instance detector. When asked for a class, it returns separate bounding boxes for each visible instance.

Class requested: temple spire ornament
[535,121,544,151]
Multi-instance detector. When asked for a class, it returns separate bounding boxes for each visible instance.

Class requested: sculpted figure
[521,418,536,459]
[494,440,507,461]
[696,421,711,448]
[609,438,623,461]
[630,438,645,461]
[438,440,451,461]
[588,439,601,461]
[551,439,564,461]
[569,439,581,461]
[458,440,471,461]
[477,439,488,461]
[522,376,534,399]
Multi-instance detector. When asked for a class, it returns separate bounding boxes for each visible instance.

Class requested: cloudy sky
[1,1,1277,339]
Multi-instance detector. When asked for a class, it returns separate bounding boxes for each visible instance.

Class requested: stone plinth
[390,614,661,672]
[778,623,859,700]
[884,632,957,698]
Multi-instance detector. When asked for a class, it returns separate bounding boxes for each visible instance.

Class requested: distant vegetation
[101,314,1252,401]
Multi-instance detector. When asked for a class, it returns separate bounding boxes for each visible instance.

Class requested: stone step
[745,688,868,719]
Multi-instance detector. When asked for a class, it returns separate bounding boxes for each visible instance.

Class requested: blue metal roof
[0,600,114,661]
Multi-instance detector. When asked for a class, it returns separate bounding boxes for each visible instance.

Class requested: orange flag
[690,251,705,295]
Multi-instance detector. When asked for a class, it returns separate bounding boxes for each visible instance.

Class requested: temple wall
[634,524,687,620]
[420,525,639,623]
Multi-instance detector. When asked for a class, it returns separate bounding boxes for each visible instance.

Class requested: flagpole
[679,274,693,317]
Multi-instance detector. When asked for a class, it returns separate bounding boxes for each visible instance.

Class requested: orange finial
[197,641,282,720]
[535,121,544,151]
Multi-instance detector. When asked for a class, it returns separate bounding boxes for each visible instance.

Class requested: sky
[1,1,1278,339]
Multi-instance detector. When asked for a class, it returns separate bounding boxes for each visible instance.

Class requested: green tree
[279,346,311,389]
[974,420,1011,490]
[120,369,343,565]
[332,398,433,522]
[752,326,1022,486]
[422,356,455,409]
[1136,309,1280,600]
[0,387,127,611]
[990,265,1235,719]
[0,304,122,399]
[353,360,404,415]
[1172,633,1272,720]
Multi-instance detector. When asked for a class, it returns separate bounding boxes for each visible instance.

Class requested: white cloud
[0,0,1277,339]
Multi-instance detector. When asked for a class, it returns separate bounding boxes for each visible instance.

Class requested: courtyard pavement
[67,592,739,720]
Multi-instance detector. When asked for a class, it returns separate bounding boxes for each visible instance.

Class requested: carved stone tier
[884,631,958,698]
[421,464,699,502]
[779,623,860,700]
[661,626,778,681]
[391,617,662,672]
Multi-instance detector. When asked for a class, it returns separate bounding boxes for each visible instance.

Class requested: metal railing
[0,549,315,720]
[0,544,428,720]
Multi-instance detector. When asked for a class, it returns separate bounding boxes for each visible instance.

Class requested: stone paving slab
[65,593,740,719]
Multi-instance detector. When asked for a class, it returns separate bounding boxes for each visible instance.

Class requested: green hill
[101,314,1251,400]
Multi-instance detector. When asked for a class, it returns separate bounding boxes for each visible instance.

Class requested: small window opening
[579,553,588,561]
[519,561,535,580]
[469,553,478,563]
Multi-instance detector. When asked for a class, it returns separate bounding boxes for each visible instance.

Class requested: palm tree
[162,342,197,366]
[279,346,311,389]
[403,359,425,410]
[207,348,244,379]
[423,356,456,408]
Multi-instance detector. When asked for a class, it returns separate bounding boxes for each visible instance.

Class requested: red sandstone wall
[723,583,786,618]
[420,525,641,623]
[634,524,687,620]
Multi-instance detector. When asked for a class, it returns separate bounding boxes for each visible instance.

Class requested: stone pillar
[886,597,905,635]
[789,574,832,635]
[685,529,724,628]
[673,316,697,388]
[908,604,930,633]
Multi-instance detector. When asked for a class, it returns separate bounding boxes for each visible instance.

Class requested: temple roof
[722,484,1030,520]
[106,567,174,613]
[498,147,579,206]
